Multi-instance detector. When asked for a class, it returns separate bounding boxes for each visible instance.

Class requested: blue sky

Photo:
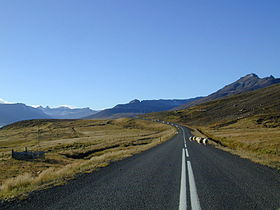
[1,0,279,110]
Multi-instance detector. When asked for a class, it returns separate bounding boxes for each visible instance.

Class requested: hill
[86,98,201,119]
[0,103,50,126]
[37,106,98,119]
[176,73,280,110]
[144,83,280,127]
[144,84,280,169]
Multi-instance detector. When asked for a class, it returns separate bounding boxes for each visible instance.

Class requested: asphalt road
[1,123,280,210]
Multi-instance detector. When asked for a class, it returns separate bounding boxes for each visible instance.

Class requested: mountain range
[85,98,200,119]
[0,103,50,127]
[86,73,280,119]
[1,73,279,126]
[37,106,98,119]
[0,104,98,127]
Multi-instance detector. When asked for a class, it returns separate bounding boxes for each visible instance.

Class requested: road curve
[1,123,280,210]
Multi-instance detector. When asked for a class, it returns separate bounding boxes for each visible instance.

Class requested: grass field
[196,117,280,169]
[0,118,176,200]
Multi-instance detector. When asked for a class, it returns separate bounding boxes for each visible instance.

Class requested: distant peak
[57,105,71,109]
[237,73,259,82]
[16,103,26,106]
[129,99,140,104]
[241,73,277,81]
[31,105,42,108]
[245,73,259,78]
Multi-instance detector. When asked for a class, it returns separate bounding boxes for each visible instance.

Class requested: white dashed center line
[179,149,187,210]
[179,125,201,210]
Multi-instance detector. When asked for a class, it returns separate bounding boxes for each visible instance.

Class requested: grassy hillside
[144,84,280,169]
[0,118,176,199]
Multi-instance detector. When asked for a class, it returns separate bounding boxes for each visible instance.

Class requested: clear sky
[1,0,279,110]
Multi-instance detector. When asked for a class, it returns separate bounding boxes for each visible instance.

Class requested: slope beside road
[1,123,280,210]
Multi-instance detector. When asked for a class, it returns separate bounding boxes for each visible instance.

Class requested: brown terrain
[143,83,280,169]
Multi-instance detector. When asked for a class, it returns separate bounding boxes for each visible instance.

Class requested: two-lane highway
[2,123,280,209]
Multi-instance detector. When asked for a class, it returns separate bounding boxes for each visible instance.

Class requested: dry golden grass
[187,117,280,169]
[1,173,33,193]
[145,113,280,169]
[0,118,176,200]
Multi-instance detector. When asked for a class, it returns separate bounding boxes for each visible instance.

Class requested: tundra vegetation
[144,84,280,170]
[0,118,176,200]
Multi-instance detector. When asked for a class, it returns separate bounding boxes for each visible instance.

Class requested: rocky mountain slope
[176,73,280,110]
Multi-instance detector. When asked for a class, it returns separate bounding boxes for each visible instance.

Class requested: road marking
[179,125,201,210]
[179,149,187,210]
[187,161,201,210]
[180,127,187,146]
[185,148,189,157]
